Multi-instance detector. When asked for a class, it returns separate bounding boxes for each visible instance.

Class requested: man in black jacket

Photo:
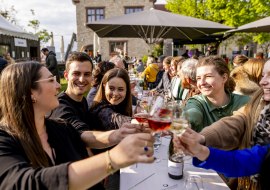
[41,48,60,82]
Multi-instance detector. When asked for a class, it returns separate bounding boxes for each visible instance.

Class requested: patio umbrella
[87,8,233,44]
[228,16,270,33]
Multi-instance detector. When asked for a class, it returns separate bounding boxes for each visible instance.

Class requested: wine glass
[170,103,190,136]
[133,96,153,124]
[148,101,173,162]
[185,174,204,190]
[170,102,190,158]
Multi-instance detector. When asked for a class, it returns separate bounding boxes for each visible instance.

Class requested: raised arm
[68,133,154,190]
[200,107,248,150]
[81,123,146,149]
[0,131,154,190]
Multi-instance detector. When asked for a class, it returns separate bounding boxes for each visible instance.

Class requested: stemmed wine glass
[133,96,153,124]
[147,100,173,162]
[170,102,190,158]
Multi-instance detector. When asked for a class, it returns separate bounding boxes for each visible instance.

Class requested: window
[109,41,127,56]
[87,8,104,22]
[125,7,143,14]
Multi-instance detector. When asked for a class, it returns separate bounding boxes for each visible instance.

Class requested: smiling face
[260,60,270,101]
[163,62,171,73]
[196,65,228,98]
[170,62,177,77]
[32,67,61,113]
[64,60,92,101]
[104,77,127,105]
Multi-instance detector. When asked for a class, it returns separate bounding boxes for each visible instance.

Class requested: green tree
[0,5,17,24]
[27,9,40,34]
[166,0,270,27]
[36,29,51,43]
[166,0,270,50]
[27,9,51,43]
[28,20,40,34]
[253,33,270,56]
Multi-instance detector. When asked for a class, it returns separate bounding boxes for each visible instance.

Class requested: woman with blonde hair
[0,62,154,189]
[231,58,265,96]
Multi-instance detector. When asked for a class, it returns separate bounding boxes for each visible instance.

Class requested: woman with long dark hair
[90,68,133,131]
[0,62,154,189]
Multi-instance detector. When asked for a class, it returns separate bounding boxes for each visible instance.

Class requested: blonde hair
[241,89,264,149]
[242,58,265,84]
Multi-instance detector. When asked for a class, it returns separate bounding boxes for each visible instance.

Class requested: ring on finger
[144,141,149,152]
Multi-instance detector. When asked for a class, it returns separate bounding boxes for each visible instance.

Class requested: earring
[32,98,37,103]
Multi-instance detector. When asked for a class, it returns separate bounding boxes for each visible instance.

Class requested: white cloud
[1,0,76,53]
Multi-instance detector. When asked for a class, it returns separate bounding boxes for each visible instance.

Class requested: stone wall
[74,0,154,60]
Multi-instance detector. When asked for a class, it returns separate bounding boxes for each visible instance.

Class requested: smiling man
[50,52,143,152]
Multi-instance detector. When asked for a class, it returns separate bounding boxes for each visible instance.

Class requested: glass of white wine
[170,102,190,157]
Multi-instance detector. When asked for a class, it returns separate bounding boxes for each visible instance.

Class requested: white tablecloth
[120,136,229,190]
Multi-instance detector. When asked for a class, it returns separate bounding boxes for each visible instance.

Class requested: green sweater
[185,92,250,132]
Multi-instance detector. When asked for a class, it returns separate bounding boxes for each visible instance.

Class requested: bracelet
[106,150,116,175]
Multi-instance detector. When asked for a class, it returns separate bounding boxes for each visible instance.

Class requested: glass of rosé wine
[147,102,173,162]
[133,112,150,124]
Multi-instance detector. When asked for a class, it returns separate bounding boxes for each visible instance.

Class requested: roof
[0,15,38,41]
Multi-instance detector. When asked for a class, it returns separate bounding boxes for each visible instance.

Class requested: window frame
[124,6,144,14]
[86,7,105,23]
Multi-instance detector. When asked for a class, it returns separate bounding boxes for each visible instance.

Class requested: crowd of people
[0,45,269,190]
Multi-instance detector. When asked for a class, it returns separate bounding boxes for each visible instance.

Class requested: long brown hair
[0,62,50,167]
[91,68,132,116]
[241,89,265,149]
[197,56,235,92]
[91,61,115,87]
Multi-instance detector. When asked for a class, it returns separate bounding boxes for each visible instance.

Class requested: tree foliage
[36,29,51,43]
[166,0,270,27]
[27,9,51,43]
[166,0,270,49]
[0,5,17,24]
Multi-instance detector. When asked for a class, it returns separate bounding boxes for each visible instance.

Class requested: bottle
[168,138,184,180]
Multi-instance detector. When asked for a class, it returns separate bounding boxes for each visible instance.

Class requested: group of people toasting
[0,51,269,190]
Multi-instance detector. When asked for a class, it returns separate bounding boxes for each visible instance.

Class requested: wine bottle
[168,138,183,180]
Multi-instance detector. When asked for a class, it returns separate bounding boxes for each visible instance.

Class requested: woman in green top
[185,56,250,132]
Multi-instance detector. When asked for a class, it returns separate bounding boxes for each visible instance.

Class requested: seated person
[0,62,154,189]
[185,56,249,132]
[174,127,270,189]
[87,61,115,107]
[90,68,133,131]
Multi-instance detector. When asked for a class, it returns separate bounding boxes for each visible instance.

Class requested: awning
[0,15,38,41]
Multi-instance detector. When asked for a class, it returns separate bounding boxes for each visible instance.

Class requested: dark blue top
[193,145,270,177]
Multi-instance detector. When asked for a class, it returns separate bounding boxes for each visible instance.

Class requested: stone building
[72,0,157,61]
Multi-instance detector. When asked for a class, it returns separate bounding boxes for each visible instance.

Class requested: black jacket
[45,51,59,81]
